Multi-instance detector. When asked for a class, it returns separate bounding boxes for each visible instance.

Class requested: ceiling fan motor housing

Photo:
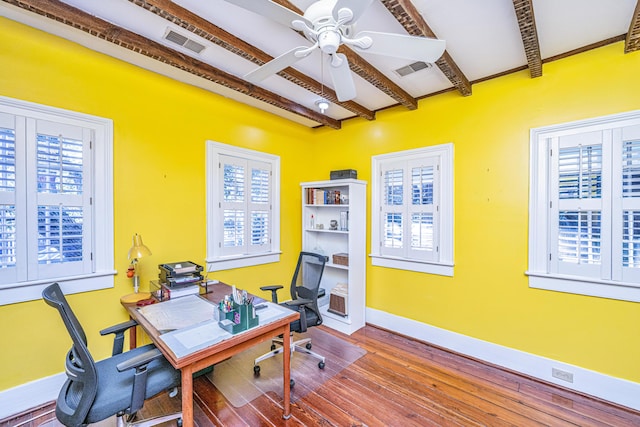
[318,30,341,54]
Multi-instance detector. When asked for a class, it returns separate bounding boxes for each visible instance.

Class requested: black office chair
[253,252,327,382]
[42,283,182,427]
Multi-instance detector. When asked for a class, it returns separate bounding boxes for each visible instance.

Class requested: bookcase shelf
[301,179,366,335]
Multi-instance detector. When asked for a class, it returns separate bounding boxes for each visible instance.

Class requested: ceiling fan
[224,0,446,102]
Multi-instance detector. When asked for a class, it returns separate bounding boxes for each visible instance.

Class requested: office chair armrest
[115,347,163,373]
[283,298,312,307]
[100,319,138,356]
[284,298,313,332]
[260,285,284,303]
[116,347,166,414]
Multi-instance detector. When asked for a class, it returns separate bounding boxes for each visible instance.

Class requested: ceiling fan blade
[224,0,310,30]
[328,53,356,102]
[352,31,446,63]
[333,0,375,24]
[245,46,310,83]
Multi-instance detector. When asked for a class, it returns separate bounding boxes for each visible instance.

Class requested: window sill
[207,252,281,271]
[370,254,454,276]
[0,271,117,306]
[527,272,640,302]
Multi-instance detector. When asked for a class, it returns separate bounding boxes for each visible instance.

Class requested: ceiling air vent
[394,61,432,77]
[163,29,206,54]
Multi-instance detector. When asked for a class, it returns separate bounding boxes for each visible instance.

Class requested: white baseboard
[366,307,640,412]
[0,373,65,420]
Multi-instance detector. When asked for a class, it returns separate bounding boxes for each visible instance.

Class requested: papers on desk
[137,295,215,331]
[160,320,232,358]
[138,297,296,359]
[256,303,293,325]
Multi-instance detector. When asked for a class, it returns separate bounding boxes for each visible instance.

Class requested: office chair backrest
[43,283,99,427]
[290,252,326,321]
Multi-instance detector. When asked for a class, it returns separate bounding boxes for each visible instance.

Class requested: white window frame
[0,96,114,305]
[206,141,280,271]
[370,143,454,276]
[528,110,640,302]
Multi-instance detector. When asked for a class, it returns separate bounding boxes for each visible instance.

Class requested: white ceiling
[1,0,637,128]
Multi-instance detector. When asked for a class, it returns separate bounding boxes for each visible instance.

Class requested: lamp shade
[128,233,152,260]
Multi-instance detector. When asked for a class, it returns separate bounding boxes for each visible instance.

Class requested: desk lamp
[121,233,152,303]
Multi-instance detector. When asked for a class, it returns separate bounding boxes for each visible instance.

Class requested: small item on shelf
[329,219,338,230]
[332,253,349,266]
[340,211,349,231]
[329,283,349,316]
[330,169,357,180]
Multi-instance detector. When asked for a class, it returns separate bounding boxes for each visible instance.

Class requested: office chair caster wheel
[318,361,325,369]
[305,342,312,350]
[271,344,276,351]
[177,418,183,427]
[290,379,295,388]
[253,365,260,376]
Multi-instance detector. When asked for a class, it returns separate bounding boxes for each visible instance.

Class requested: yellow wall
[0,17,318,389]
[2,15,640,395]
[315,44,640,382]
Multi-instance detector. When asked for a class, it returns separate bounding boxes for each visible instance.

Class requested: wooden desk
[122,283,299,427]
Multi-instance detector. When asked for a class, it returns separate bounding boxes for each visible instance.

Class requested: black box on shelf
[330,169,357,180]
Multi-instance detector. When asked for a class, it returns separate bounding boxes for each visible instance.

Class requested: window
[528,110,640,302]
[206,141,280,270]
[0,96,114,305]
[371,144,453,275]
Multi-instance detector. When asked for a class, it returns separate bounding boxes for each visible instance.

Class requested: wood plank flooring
[5,324,640,426]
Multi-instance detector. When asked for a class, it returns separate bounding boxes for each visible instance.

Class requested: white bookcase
[301,179,366,335]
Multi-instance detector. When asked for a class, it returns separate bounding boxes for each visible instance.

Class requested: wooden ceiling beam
[273,0,419,110]
[511,0,543,78]
[130,0,374,121]
[380,0,472,97]
[3,0,341,129]
[625,0,640,53]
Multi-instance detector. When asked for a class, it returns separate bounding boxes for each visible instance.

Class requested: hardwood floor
[5,324,640,426]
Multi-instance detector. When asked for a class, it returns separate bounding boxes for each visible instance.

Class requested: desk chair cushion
[282,303,321,333]
[60,343,180,424]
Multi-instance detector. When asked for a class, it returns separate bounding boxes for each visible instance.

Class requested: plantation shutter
[619,125,640,283]
[220,155,272,256]
[31,119,93,280]
[549,131,607,279]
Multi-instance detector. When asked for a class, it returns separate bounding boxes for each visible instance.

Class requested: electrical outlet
[552,368,574,383]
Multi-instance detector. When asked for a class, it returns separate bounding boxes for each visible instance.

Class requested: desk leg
[181,365,194,427]
[129,323,137,350]
[283,322,292,419]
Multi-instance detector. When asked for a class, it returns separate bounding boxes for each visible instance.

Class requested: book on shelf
[306,188,343,205]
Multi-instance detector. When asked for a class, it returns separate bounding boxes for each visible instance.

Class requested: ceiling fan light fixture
[318,30,341,54]
[315,98,330,114]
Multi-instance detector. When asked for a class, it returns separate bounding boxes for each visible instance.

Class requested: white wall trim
[0,372,65,419]
[366,307,640,411]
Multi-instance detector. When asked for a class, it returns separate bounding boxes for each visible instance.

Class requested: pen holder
[218,302,259,334]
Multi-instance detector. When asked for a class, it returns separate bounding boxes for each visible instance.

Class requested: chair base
[118,411,183,427]
[254,334,326,370]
